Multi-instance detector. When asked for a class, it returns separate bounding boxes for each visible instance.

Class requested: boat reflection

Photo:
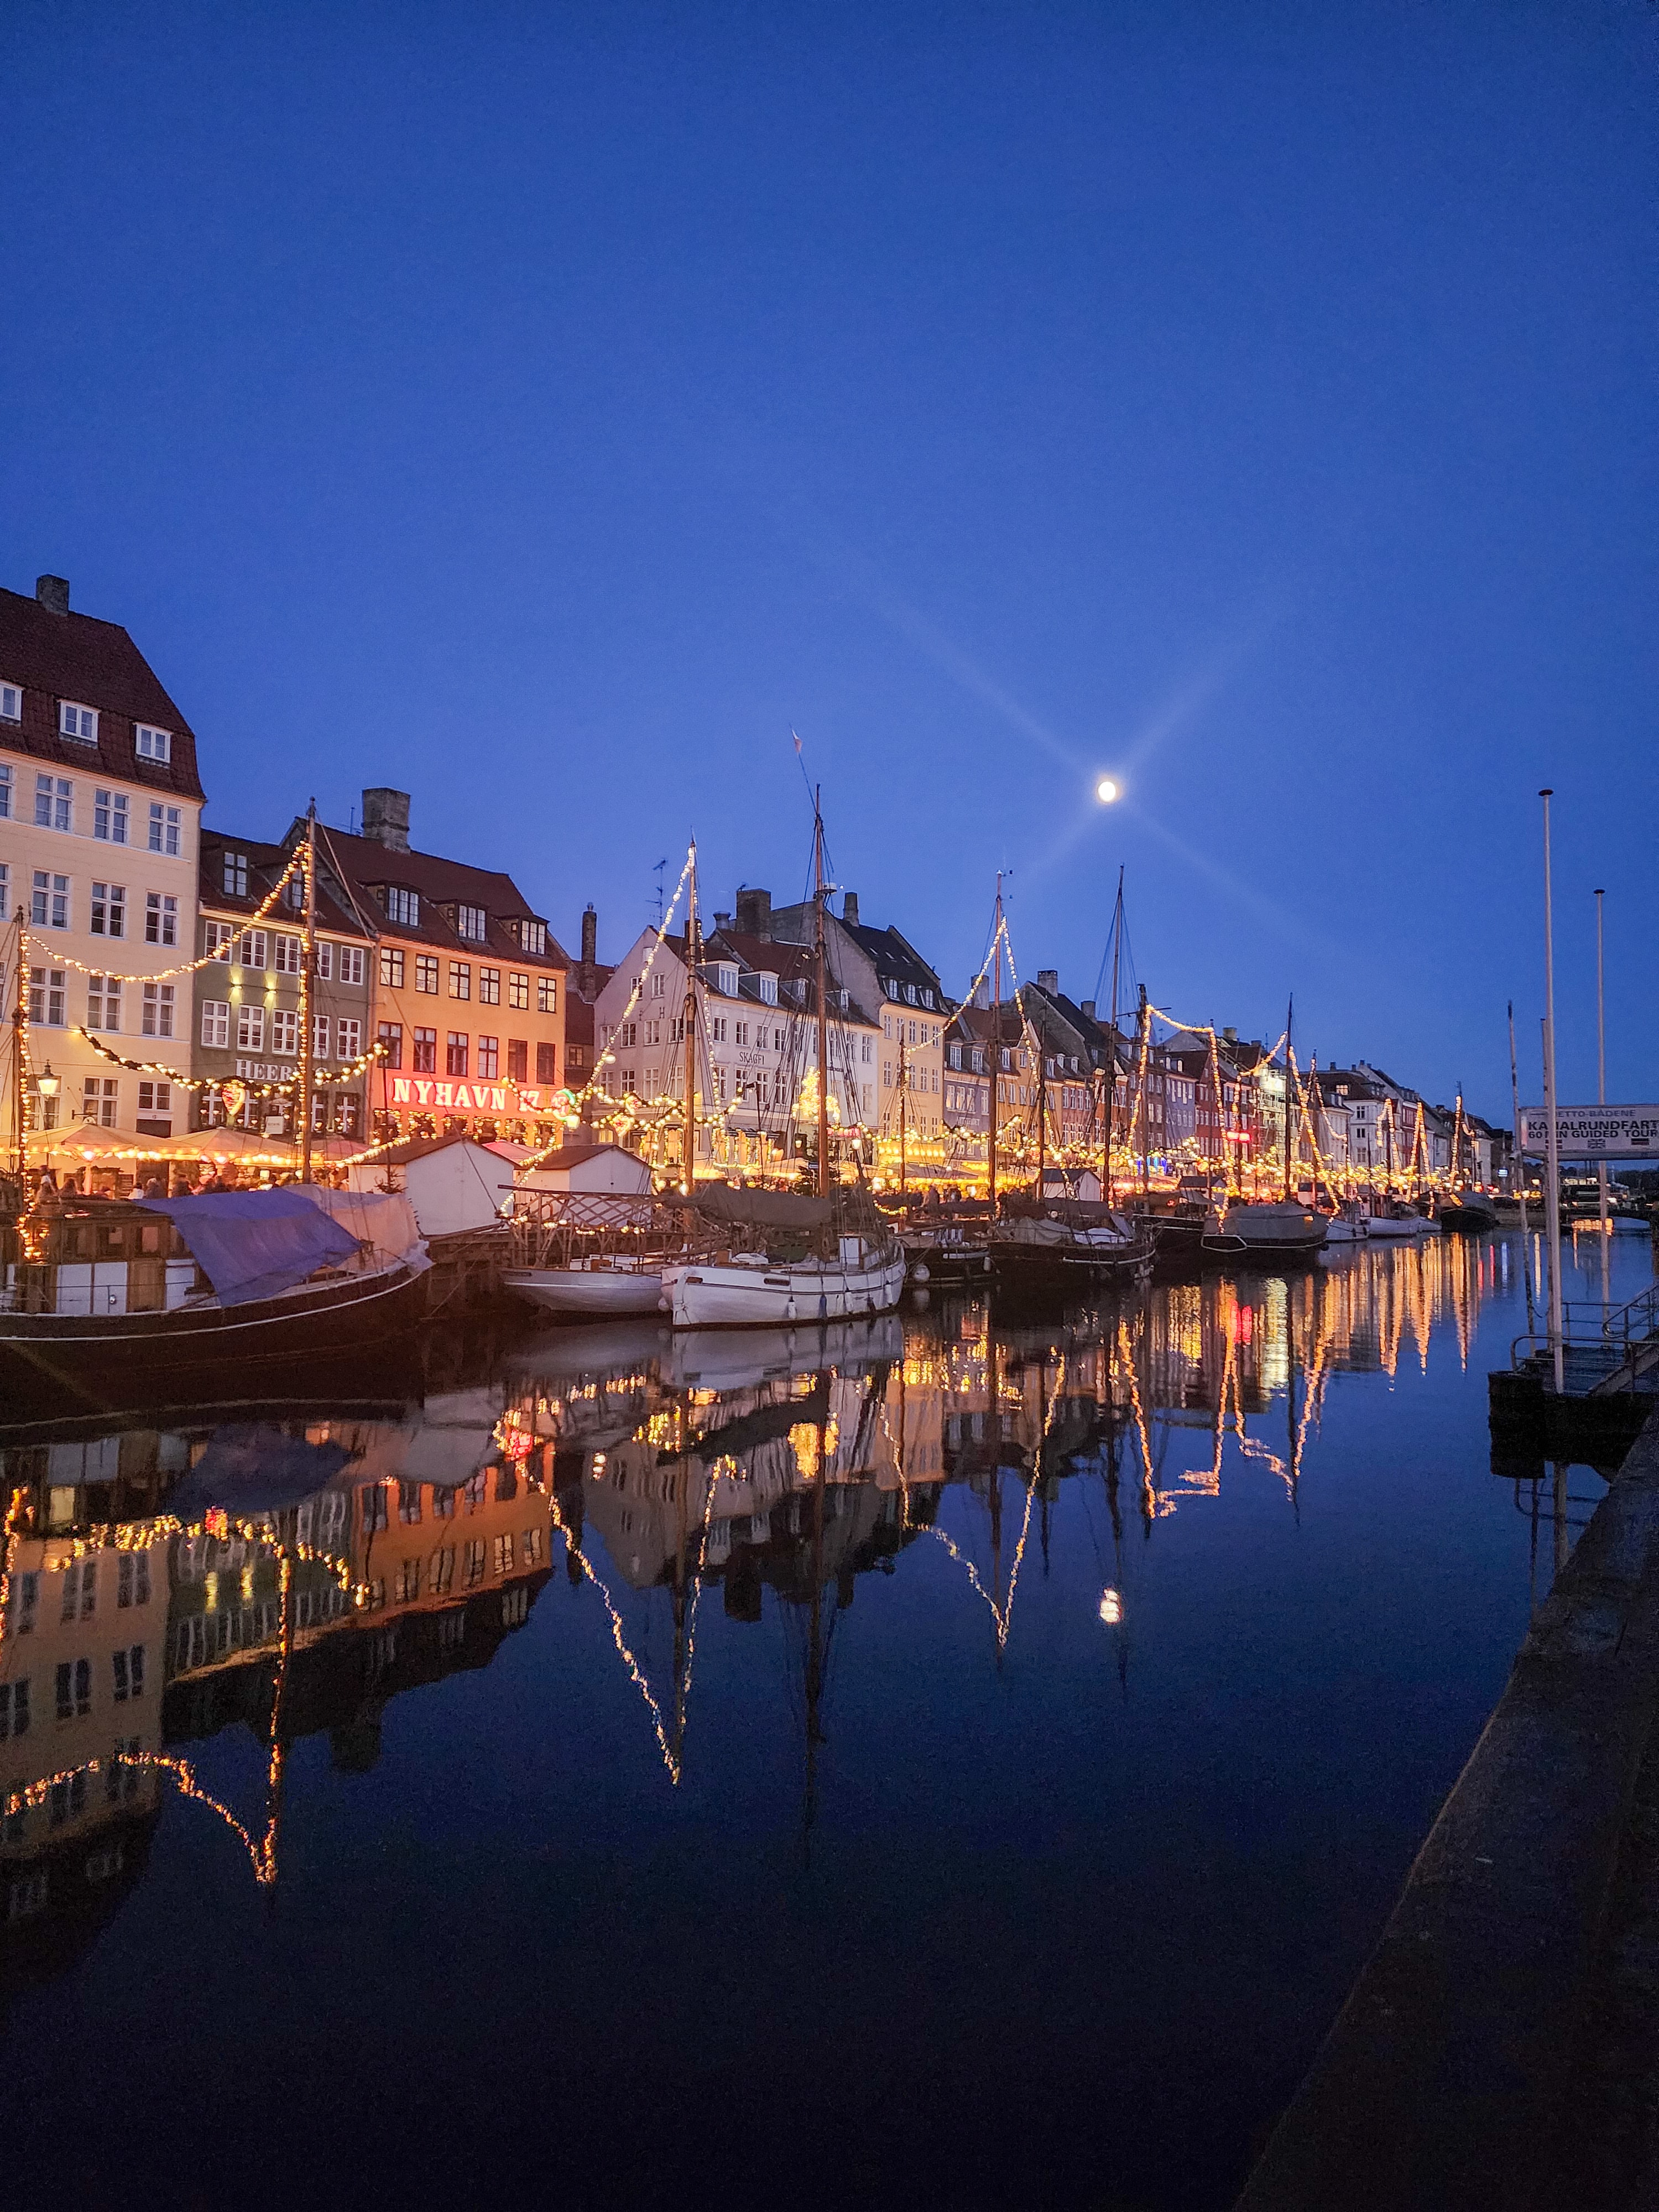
[0,1233,1510,1973]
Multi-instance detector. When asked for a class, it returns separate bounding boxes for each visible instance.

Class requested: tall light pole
[1595,886,1610,1303]
[1540,791,1563,1394]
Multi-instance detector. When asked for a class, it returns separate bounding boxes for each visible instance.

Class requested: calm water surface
[2,1227,1653,2211]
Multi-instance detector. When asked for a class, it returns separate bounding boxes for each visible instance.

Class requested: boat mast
[1033,993,1046,1199]
[988,874,1002,1217]
[8,913,24,1196]
[299,800,317,1183]
[682,842,699,1193]
[1507,1001,1530,1241]
[1282,995,1293,1202]
[1104,868,1123,1206]
[813,790,831,1197]
[898,1035,907,1199]
[1137,983,1150,1199]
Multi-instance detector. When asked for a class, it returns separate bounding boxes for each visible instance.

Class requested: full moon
[1095,776,1120,805]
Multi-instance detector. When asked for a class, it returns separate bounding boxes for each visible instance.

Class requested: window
[464,1540,486,1588]
[412,1026,437,1073]
[508,971,529,1010]
[312,1014,331,1059]
[145,892,178,946]
[493,1532,516,1575]
[446,1032,469,1077]
[201,1000,230,1049]
[337,945,365,987]
[507,1037,527,1083]
[8,1570,38,1634]
[59,701,97,743]
[83,1077,118,1125]
[710,1016,726,1043]
[28,968,66,1026]
[0,763,9,820]
[734,1021,748,1046]
[238,927,267,968]
[135,723,172,762]
[377,1021,403,1069]
[759,973,778,1006]
[35,774,71,831]
[271,1008,299,1057]
[202,921,233,960]
[536,1042,556,1084]
[382,886,419,927]
[142,983,175,1039]
[379,946,405,989]
[479,966,501,1005]
[148,802,181,855]
[0,682,18,722]
[513,918,547,955]
[90,881,126,938]
[0,1679,27,1739]
[429,1548,455,1594]
[112,1645,145,1702]
[314,941,332,980]
[87,976,122,1032]
[449,962,471,1000]
[56,1657,92,1719]
[477,1035,499,1080]
[537,975,557,1015]
[222,851,248,896]
[92,787,129,843]
[236,1003,264,1052]
[415,955,439,994]
[274,933,301,974]
[456,904,487,941]
[32,873,69,928]
[0,861,7,920]
[285,873,304,911]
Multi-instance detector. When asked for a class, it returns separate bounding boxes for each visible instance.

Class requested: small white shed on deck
[346,1136,515,1238]
[519,1142,654,1197]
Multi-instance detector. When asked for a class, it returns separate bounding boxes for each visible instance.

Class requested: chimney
[1036,969,1058,993]
[1222,1025,1237,1045]
[713,911,732,932]
[842,891,860,927]
[1080,999,1096,1022]
[734,886,771,938]
[361,787,410,853]
[581,904,597,967]
[36,575,69,615]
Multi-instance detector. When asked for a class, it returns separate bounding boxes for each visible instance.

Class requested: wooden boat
[989,1208,1155,1297]
[1438,1190,1499,1232]
[502,1191,684,1318]
[1202,1199,1329,1262]
[1319,1202,1370,1245]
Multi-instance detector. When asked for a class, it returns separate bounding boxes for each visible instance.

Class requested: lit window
[379,947,405,989]
[446,1032,468,1077]
[382,886,419,927]
[449,962,471,1000]
[377,1021,403,1069]
[135,724,171,763]
[537,975,556,1015]
[415,955,439,994]
[508,971,529,1010]
[456,904,487,941]
[412,1027,437,1072]
[479,966,500,1005]
[147,802,181,856]
[58,701,97,743]
[477,1036,499,1079]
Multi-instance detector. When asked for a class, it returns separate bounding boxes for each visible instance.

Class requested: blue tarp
[135,1187,362,1307]
[168,1426,354,1516]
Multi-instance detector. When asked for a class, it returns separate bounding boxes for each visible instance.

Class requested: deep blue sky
[2,2,1652,1116]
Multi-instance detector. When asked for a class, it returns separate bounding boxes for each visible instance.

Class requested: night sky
[2,3,1652,1117]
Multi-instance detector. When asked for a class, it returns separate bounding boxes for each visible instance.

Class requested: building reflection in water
[0,1233,1507,1966]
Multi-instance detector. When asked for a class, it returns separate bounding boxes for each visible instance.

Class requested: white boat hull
[660,1248,907,1329]
[503,1266,665,1318]
[1321,1217,1368,1244]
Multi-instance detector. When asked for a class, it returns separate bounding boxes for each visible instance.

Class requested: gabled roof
[0,583,206,800]
[352,1134,508,1167]
[309,821,570,969]
[198,830,369,938]
[844,920,946,998]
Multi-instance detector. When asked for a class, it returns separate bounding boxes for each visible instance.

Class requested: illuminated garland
[74,1025,385,1093]
[19,846,310,987]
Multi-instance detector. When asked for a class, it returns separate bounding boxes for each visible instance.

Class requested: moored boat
[1438,1189,1499,1232]
[1202,1199,1329,1262]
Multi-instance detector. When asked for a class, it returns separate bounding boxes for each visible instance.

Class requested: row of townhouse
[1,577,570,1167]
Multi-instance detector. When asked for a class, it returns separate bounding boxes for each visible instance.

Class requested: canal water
[2,1228,1653,2211]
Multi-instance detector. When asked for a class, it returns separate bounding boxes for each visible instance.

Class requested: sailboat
[658,788,906,1329]
[0,804,430,1413]
[1203,1001,1328,1262]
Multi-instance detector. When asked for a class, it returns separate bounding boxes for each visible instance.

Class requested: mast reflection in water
[0,1230,1640,2212]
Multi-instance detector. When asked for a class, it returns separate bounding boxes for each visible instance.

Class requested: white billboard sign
[1520,1105,1659,1159]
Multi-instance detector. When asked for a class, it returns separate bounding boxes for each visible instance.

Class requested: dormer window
[905,983,918,1006]
[513,918,547,956]
[948,1044,962,1070]
[135,725,172,763]
[758,972,778,1006]
[59,701,97,743]
[222,852,248,897]
[456,904,487,942]
[0,681,19,721]
[716,963,739,997]
[886,979,901,1000]
[922,988,935,1008]
[381,886,419,928]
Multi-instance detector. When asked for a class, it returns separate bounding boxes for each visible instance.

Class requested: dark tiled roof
[0,585,206,800]
[844,920,945,996]
[311,822,570,969]
[199,831,369,937]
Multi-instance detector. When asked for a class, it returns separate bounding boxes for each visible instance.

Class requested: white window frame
[236,1003,264,1052]
[201,1001,230,1049]
[58,701,98,743]
[134,725,172,763]
[0,681,20,722]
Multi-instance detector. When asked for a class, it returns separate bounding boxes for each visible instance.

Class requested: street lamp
[35,1064,59,1099]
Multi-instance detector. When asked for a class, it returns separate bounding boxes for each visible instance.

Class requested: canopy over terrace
[26,1123,301,1170]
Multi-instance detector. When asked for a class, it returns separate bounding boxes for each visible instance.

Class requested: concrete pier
[1236,1407,1659,2211]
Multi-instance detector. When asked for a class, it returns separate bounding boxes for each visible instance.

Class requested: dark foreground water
[2,1227,1653,2212]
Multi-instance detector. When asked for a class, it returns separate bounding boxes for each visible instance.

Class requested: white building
[1,575,205,1154]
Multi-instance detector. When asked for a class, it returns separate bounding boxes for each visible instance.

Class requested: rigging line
[548,1489,682,1783]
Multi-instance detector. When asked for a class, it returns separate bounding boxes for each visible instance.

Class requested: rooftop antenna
[652,857,669,930]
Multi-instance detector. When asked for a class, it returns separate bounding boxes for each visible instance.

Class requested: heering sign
[1521,1105,1659,1157]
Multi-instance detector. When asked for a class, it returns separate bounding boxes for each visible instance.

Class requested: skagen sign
[1521,1105,1659,1158]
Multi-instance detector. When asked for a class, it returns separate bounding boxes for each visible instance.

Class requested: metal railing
[1510,1281,1659,1386]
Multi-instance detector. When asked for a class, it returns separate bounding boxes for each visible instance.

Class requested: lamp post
[1540,791,1564,1395]
[1595,887,1610,1305]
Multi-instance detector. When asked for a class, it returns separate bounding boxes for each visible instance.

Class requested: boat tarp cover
[306,1186,425,1269]
[168,1425,354,1516]
[135,1188,363,1306]
[690,1183,834,1230]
